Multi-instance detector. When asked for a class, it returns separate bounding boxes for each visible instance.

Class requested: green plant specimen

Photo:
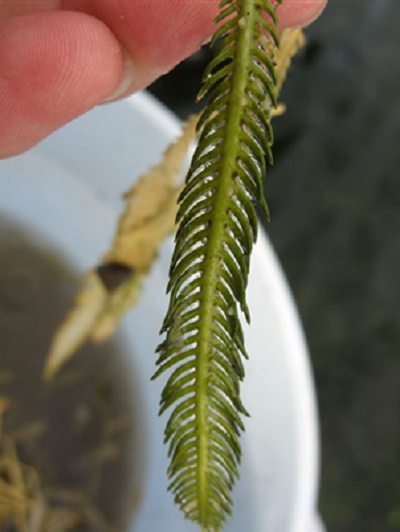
[155,0,283,529]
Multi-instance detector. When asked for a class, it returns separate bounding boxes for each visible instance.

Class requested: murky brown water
[0,219,143,531]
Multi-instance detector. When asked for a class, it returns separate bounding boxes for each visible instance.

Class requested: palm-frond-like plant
[154,0,282,529]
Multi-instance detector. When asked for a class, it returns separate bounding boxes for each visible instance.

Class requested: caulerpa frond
[155,1,286,529]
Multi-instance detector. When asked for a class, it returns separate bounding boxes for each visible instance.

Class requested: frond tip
[155,0,282,529]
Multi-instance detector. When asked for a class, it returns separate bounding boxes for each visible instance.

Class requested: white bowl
[0,92,320,532]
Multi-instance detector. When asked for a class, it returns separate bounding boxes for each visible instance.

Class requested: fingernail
[103,49,135,103]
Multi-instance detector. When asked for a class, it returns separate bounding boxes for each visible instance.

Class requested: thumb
[0,11,123,158]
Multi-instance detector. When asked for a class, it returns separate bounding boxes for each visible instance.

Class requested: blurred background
[149,0,400,530]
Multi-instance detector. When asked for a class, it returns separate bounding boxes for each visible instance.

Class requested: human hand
[0,0,327,158]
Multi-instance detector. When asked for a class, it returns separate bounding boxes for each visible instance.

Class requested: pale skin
[0,0,327,158]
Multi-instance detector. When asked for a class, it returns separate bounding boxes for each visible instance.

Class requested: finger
[278,0,327,28]
[0,0,59,21]
[0,11,123,158]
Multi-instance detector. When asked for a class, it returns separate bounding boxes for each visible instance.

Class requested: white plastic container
[0,92,321,531]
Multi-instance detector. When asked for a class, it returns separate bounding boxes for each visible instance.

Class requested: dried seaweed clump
[0,437,113,532]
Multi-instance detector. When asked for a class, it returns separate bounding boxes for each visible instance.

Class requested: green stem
[195,0,257,524]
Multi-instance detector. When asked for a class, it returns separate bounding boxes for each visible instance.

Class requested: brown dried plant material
[276,29,306,93]
[0,437,113,532]
[0,396,10,436]
[44,116,197,380]
[0,371,14,386]
[74,441,120,471]
[9,421,47,444]
[44,272,107,380]
[104,115,197,269]
[90,271,142,343]
[261,28,306,109]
